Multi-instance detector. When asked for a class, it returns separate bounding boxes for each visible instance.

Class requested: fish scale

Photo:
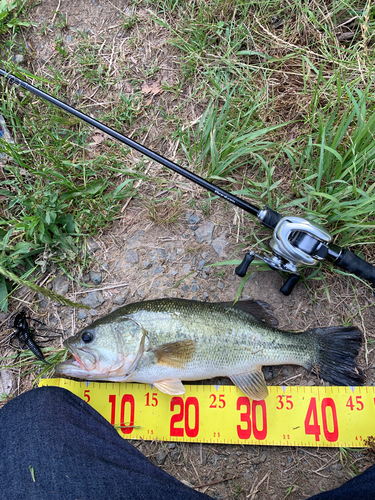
[56,298,364,400]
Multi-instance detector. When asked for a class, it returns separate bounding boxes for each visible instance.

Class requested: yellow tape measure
[40,378,375,448]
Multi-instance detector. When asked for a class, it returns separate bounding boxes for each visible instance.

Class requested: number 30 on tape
[40,379,375,448]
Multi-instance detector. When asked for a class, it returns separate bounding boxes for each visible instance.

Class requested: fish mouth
[56,344,97,375]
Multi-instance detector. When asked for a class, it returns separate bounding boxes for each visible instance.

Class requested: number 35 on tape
[40,379,375,448]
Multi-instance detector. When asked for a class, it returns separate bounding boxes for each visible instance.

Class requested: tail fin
[309,326,364,386]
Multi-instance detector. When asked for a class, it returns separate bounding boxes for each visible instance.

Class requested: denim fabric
[0,386,374,500]
[0,387,208,500]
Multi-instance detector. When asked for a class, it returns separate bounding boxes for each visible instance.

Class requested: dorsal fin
[218,300,278,328]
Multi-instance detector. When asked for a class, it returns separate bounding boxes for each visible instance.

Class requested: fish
[55,298,364,400]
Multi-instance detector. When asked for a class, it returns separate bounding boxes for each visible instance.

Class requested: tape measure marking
[40,379,375,448]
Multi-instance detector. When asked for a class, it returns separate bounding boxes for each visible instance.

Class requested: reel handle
[280,274,300,296]
[235,252,255,277]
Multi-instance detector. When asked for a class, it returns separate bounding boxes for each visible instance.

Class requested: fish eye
[81,331,94,343]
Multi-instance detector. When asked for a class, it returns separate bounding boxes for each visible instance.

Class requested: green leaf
[0,265,89,310]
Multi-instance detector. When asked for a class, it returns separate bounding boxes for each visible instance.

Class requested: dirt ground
[2,0,375,499]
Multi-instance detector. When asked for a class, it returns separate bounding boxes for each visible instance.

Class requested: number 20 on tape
[40,379,375,448]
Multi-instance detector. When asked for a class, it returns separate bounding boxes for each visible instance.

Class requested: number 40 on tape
[40,379,375,448]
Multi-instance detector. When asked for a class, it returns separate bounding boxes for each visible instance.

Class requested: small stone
[128,230,145,248]
[154,280,160,288]
[157,248,166,262]
[89,271,102,285]
[89,309,98,316]
[211,233,228,257]
[287,455,293,463]
[156,450,168,465]
[12,54,24,64]
[126,250,139,264]
[153,265,164,275]
[186,213,200,225]
[117,32,123,37]
[52,275,69,296]
[113,288,129,305]
[0,370,15,397]
[182,285,189,292]
[176,249,184,256]
[182,264,191,273]
[203,292,209,301]
[82,274,90,283]
[170,450,180,462]
[101,262,109,271]
[262,366,276,381]
[198,259,206,270]
[66,35,72,42]
[218,282,224,290]
[194,221,214,243]
[81,291,105,309]
[87,238,100,253]
[260,451,267,463]
[167,443,176,449]
[144,260,152,269]
[167,251,176,262]
[78,309,87,320]
[191,284,198,292]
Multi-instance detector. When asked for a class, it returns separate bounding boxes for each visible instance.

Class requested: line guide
[40,379,375,448]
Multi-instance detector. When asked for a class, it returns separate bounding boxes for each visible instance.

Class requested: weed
[143,191,183,225]
[121,13,140,30]
[0,0,31,34]
[178,86,286,185]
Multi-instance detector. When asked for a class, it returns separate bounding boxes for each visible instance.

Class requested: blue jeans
[0,387,373,499]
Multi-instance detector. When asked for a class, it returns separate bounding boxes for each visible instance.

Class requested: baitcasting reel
[236,215,333,295]
[236,208,375,295]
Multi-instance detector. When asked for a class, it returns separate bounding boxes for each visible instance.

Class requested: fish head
[55,315,145,380]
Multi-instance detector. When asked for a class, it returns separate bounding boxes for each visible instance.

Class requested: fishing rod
[1,68,375,295]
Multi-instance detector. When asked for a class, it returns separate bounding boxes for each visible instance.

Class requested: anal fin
[230,368,269,400]
[154,378,185,395]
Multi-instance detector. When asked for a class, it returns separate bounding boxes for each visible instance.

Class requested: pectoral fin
[230,368,268,400]
[152,340,195,368]
[154,378,185,395]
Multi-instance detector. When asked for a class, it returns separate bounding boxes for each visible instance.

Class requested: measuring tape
[40,378,375,448]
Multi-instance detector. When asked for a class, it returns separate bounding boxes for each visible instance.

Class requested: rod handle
[333,248,375,289]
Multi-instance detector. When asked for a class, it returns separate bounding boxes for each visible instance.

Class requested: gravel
[81,291,105,308]
[194,221,214,243]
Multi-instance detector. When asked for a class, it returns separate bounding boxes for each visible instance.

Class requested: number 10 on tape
[40,379,375,448]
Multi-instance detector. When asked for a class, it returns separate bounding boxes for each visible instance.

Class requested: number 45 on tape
[40,379,375,448]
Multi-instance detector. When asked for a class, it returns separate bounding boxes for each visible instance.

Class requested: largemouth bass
[56,299,364,400]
